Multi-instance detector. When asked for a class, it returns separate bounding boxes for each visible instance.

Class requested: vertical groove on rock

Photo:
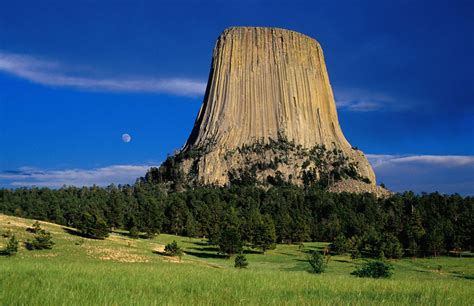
[184,27,375,185]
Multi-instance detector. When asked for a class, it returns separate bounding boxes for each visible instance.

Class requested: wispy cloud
[334,88,407,112]
[0,165,158,188]
[367,154,474,195]
[0,50,206,96]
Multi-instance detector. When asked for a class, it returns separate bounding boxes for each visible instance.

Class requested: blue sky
[0,0,473,194]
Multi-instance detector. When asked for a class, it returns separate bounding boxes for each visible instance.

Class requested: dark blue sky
[0,0,473,194]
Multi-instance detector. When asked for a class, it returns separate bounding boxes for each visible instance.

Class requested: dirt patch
[85,246,150,263]
[32,253,58,258]
[152,244,184,263]
[0,214,31,229]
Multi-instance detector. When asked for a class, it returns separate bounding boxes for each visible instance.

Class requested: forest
[1,178,472,259]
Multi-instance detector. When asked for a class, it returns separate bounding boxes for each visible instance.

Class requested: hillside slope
[1,214,473,305]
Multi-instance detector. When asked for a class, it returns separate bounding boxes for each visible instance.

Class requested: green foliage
[0,212,472,305]
[307,251,326,274]
[251,214,277,253]
[330,234,349,255]
[26,229,55,250]
[75,212,110,239]
[351,260,394,278]
[234,253,248,268]
[1,235,19,256]
[218,227,243,257]
[129,226,140,239]
[2,229,12,238]
[29,221,42,233]
[0,184,472,259]
[164,240,184,259]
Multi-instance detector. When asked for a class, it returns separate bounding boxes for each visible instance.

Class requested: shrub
[330,234,349,255]
[1,235,19,256]
[129,226,140,239]
[234,253,248,268]
[164,240,183,259]
[307,251,326,273]
[27,221,42,234]
[351,260,393,278]
[26,229,55,250]
[2,229,12,238]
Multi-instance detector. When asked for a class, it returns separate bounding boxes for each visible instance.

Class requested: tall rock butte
[158,27,376,187]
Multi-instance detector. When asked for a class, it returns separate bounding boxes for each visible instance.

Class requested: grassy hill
[0,213,473,305]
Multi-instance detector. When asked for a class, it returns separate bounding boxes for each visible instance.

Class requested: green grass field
[1,214,473,305]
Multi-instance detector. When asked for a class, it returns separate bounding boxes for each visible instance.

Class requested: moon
[122,133,132,143]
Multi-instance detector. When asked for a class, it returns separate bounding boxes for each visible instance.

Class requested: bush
[234,253,248,268]
[2,229,12,238]
[26,229,54,250]
[330,234,349,255]
[164,240,184,259]
[0,235,19,256]
[307,251,326,273]
[27,221,42,234]
[129,226,140,239]
[351,260,393,278]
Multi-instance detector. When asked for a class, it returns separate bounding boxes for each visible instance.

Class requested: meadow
[0,214,473,305]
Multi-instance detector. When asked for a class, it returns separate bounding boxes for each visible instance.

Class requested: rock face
[171,27,375,186]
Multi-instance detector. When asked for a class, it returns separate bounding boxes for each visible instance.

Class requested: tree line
[0,183,472,258]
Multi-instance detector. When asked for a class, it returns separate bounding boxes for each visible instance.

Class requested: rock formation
[151,27,376,188]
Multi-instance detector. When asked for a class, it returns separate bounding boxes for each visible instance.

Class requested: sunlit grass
[1,214,472,305]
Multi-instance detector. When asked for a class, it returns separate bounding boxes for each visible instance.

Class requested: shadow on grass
[183,250,227,259]
[152,250,166,256]
[282,262,310,272]
[190,241,210,247]
[452,272,474,280]
[189,246,219,252]
[243,249,263,255]
[276,252,297,257]
[62,228,106,240]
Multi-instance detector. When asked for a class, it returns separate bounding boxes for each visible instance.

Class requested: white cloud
[1,156,473,195]
[0,50,206,96]
[367,154,474,168]
[367,154,474,195]
[0,165,158,188]
[334,88,407,112]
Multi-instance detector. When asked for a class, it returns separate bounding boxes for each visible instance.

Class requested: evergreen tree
[330,234,349,255]
[234,253,248,268]
[26,229,55,250]
[307,251,326,273]
[164,240,184,261]
[129,226,140,239]
[1,235,19,256]
[252,214,276,253]
[75,211,110,239]
[218,227,243,257]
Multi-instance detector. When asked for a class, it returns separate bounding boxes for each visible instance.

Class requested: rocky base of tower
[144,137,378,192]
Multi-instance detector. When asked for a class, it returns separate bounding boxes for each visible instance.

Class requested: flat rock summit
[149,27,380,192]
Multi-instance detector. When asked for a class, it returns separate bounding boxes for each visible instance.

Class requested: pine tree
[1,235,19,256]
[75,211,110,239]
[234,253,248,268]
[164,240,184,261]
[307,251,326,273]
[252,215,276,253]
[218,227,243,257]
[26,229,55,250]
